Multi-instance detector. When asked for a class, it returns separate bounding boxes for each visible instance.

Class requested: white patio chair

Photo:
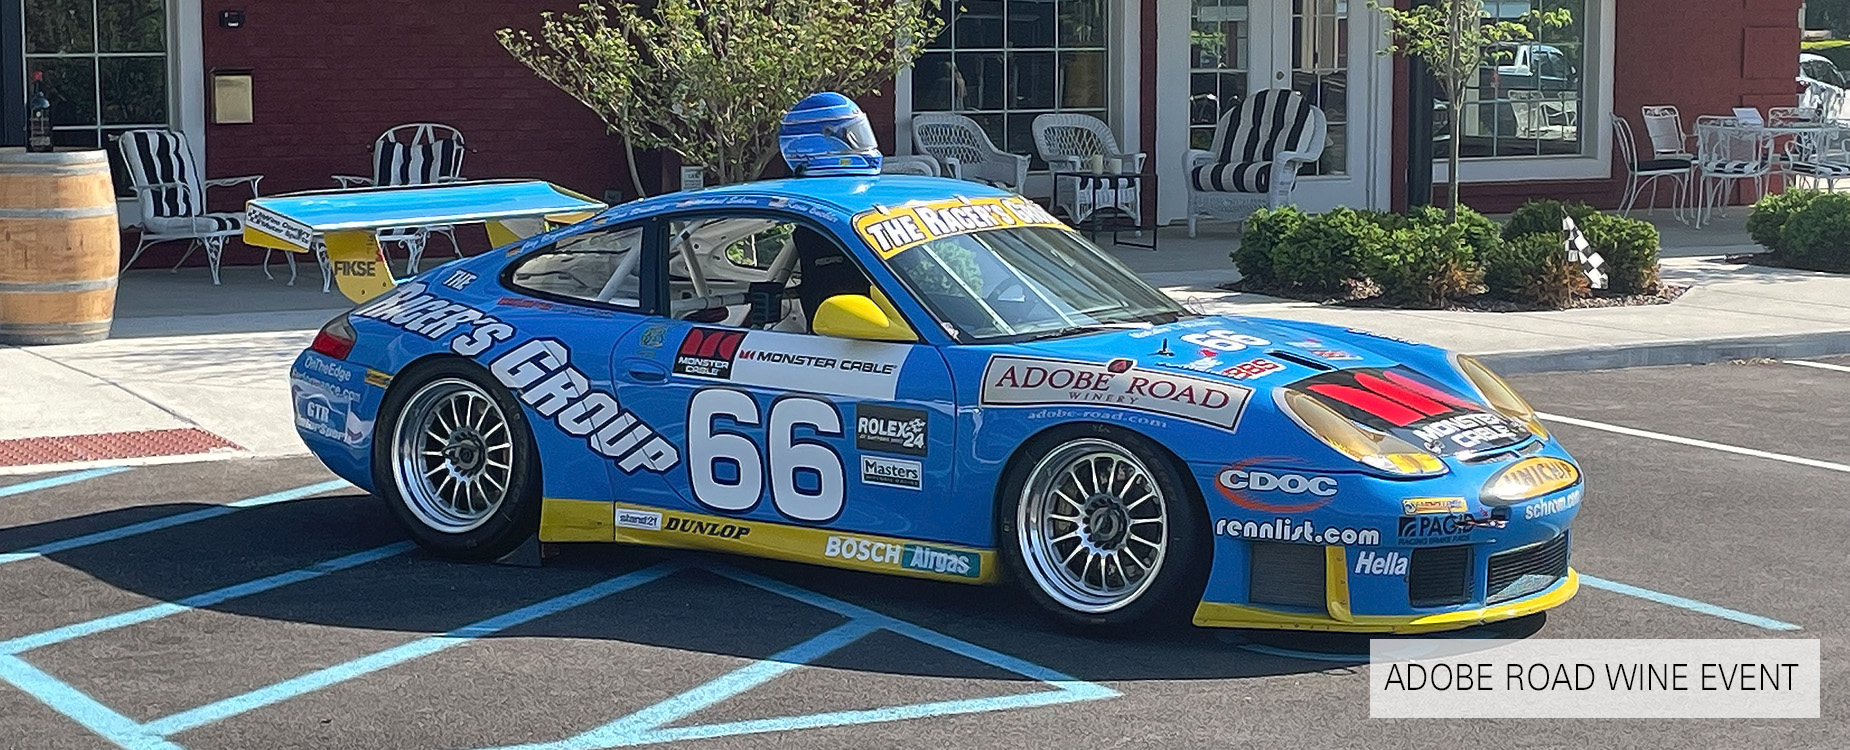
[1692,116,1772,227]
[332,123,468,274]
[1182,89,1327,237]
[1031,113,1145,226]
[1612,114,1691,221]
[117,129,300,286]
[910,113,1028,192]
[1641,105,1695,161]
[1779,122,1850,193]
[879,154,944,176]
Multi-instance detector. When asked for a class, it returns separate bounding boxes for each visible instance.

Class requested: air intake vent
[1408,545,1473,607]
[1487,532,1570,604]
[1268,350,1337,371]
[1248,542,1327,609]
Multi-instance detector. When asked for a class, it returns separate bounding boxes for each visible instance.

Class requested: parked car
[1799,52,1848,120]
[1477,42,1579,140]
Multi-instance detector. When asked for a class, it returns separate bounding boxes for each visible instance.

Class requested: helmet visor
[826,119,880,152]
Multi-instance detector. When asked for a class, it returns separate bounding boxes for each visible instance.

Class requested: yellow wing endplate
[244,180,607,303]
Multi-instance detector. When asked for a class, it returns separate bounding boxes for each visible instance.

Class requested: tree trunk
[623,137,648,200]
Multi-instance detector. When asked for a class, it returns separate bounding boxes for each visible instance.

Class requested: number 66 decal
[688,388,844,522]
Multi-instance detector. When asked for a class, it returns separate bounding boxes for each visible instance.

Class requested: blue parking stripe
[0,654,183,750]
[0,542,413,656]
[144,562,683,736]
[0,479,351,568]
[0,467,130,499]
[1579,574,1802,631]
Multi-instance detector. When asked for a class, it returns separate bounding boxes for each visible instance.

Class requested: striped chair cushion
[1190,162,1272,193]
[121,130,205,219]
[1788,161,1850,177]
[1636,158,1693,172]
[1702,160,1767,175]
[1215,89,1317,165]
[143,212,242,236]
[374,139,462,186]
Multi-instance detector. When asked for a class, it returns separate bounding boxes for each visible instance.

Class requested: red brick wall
[1406,0,1804,212]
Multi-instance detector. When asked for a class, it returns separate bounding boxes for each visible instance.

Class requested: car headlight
[1280,390,1447,477]
[1454,355,1549,440]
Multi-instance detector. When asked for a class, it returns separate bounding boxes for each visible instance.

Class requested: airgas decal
[851,196,1067,259]
[607,502,991,583]
[351,282,679,474]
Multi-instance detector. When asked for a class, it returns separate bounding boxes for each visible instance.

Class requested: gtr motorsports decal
[672,327,910,401]
[1289,366,1527,456]
[852,196,1068,259]
[980,355,1252,429]
[609,502,992,583]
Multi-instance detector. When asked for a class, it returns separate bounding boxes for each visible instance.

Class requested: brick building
[1,0,1806,265]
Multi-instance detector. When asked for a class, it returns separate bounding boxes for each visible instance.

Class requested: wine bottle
[27,72,53,153]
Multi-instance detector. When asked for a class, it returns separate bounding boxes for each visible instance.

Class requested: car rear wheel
[999,426,1207,630]
[374,360,540,559]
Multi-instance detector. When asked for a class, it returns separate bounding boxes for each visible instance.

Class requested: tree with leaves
[1372,0,1570,221]
[499,0,943,196]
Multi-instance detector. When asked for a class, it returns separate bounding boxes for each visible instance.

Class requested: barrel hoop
[0,206,119,220]
[0,164,112,178]
[0,278,118,294]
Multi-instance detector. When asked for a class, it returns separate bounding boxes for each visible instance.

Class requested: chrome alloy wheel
[392,378,515,533]
[1017,438,1169,614]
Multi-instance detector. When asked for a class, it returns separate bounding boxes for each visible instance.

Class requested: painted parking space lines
[1576,574,1802,632]
[0,479,351,567]
[1,555,1115,750]
[0,542,412,750]
[0,467,131,500]
[1784,359,1850,375]
[1536,412,1850,474]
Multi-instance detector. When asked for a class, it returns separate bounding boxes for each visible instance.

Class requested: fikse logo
[1217,469,1338,497]
[332,260,378,277]
[1179,329,1270,352]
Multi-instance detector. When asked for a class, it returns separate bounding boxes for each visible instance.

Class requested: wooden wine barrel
[0,148,120,345]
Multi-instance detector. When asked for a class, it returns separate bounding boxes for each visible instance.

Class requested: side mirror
[811,294,918,342]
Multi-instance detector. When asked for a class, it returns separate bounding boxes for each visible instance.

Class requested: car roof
[648,175,1016,218]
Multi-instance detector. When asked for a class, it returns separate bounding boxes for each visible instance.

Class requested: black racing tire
[997,424,1209,631]
[371,358,541,560]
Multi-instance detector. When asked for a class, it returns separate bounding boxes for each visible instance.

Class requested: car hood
[998,315,1532,457]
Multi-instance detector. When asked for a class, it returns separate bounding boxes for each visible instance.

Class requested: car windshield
[877,225,1186,341]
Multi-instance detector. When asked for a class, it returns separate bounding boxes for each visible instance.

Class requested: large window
[1443,0,1586,159]
[911,0,1111,169]
[23,0,172,194]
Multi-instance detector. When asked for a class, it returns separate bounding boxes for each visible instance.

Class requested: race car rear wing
[243,180,606,303]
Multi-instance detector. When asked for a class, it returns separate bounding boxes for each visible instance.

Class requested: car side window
[663,215,877,334]
[507,225,646,308]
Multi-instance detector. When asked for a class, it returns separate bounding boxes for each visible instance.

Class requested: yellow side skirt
[1192,569,1580,634]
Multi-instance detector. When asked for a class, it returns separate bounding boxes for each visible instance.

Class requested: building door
[1155,0,1389,222]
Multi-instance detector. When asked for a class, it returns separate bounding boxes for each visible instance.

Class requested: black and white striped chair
[117,129,287,285]
[1181,89,1327,237]
[332,123,468,274]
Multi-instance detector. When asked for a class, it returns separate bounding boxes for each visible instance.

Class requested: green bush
[1483,233,1588,308]
[1364,222,1482,308]
[1502,199,1597,241]
[1233,206,1308,285]
[1779,192,1850,271]
[1747,190,1823,255]
[1580,213,1661,295]
[1270,207,1383,292]
[1407,205,1503,260]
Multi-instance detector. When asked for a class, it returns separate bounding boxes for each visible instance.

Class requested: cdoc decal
[980,355,1251,429]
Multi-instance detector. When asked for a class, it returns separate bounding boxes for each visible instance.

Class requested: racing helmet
[779,92,883,177]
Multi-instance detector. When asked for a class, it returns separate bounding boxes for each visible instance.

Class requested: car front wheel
[373,360,540,559]
[999,426,1207,630]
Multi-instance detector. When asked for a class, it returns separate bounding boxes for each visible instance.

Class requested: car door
[607,208,970,560]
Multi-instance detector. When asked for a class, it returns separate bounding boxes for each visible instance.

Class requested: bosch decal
[981,355,1251,429]
[855,403,928,456]
[1214,518,1381,546]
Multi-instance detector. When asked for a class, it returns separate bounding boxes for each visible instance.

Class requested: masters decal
[608,503,991,583]
[860,455,923,490]
[852,195,1067,258]
[980,355,1252,429]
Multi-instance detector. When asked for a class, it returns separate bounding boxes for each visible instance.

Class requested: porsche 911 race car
[255,98,1580,633]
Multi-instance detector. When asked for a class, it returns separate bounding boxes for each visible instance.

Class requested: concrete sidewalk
[4,212,1845,472]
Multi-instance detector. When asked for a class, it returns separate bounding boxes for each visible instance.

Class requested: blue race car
[262,100,1580,634]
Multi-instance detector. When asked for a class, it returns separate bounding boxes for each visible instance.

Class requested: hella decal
[1354,550,1408,576]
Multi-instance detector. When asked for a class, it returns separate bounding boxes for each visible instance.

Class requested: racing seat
[792,227,873,329]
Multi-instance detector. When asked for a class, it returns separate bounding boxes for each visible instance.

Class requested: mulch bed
[1216,279,1690,313]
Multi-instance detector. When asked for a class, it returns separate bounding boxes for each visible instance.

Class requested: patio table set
[1617,104,1850,228]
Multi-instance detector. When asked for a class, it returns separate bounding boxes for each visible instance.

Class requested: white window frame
[1433,0,1614,184]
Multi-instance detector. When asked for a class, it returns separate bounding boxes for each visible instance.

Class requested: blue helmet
[779,91,882,177]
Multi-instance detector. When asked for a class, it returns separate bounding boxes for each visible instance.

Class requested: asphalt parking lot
[2,357,1846,749]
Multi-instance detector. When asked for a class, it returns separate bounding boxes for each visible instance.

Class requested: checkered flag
[1563,214,1607,290]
